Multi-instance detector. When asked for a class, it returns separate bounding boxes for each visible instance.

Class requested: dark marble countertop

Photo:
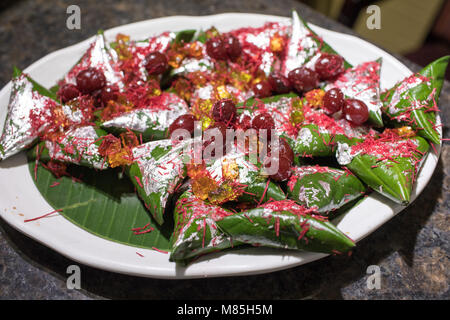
[0,0,448,300]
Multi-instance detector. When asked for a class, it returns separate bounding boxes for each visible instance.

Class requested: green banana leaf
[216,200,355,254]
[27,154,173,251]
[127,139,192,225]
[287,165,366,213]
[169,190,238,263]
[381,56,449,145]
[336,135,429,204]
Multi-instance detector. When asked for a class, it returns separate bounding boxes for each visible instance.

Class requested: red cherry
[269,73,291,94]
[206,122,227,142]
[263,155,292,182]
[237,114,252,130]
[76,67,106,94]
[252,112,275,141]
[252,80,272,98]
[168,114,196,137]
[144,52,168,75]
[224,35,242,61]
[100,85,119,105]
[270,137,294,163]
[343,99,369,125]
[315,53,344,80]
[287,67,319,93]
[206,37,227,60]
[252,112,275,131]
[57,83,80,103]
[323,88,344,114]
[212,99,237,126]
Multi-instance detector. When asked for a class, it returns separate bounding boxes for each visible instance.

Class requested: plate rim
[0,13,442,279]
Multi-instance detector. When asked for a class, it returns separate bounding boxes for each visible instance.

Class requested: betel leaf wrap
[100,92,189,142]
[1,70,62,161]
[325,59,384,127]
[287,165,366,213]
[290,117,374,157]
[28,126,108,169]
[336,134,429,204]
[63,31,124,87]
[169,190,237,263]
[281,10,352,76]
[238,93,301,139]
[128,138,194,224]
[381,56,449,145]
[196,148,286,205]
[216,200,355,254]
[227,19,290,76]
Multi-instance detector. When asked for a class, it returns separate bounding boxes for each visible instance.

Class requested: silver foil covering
[230,22,289,76]
[44,126,108,170]
[190,83,253,105]
[324,60,383,119]
[293,107,377,154]
[171,190,233,255]
[290,165,343,180]
[204,146,259,186]
[336,136,421,166]
[335,142,356,165]
[171,41,214,77]
[281,11,321,76]
[0,75,56,160]
[126,32,176,81]
[132,138,195,208]
[384,74,428,120]
[64,33,124,87]
[101,92,189,134]
[261,96,297,137]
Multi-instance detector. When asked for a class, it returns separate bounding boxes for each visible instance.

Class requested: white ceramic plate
[0,13,441,279]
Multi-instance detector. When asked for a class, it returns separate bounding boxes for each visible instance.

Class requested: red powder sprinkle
[275,216,280,237]
[258,178,271,205]
[134,176,144,188]
[132,222,150,231]
[152,247,168,254]
[136,252,145,257]
[24,209,63,223]
[133,227,154,235]
[202,218,207,248]
[243,213,254,223]
[350,130,423,163]
[430,142,437,154]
